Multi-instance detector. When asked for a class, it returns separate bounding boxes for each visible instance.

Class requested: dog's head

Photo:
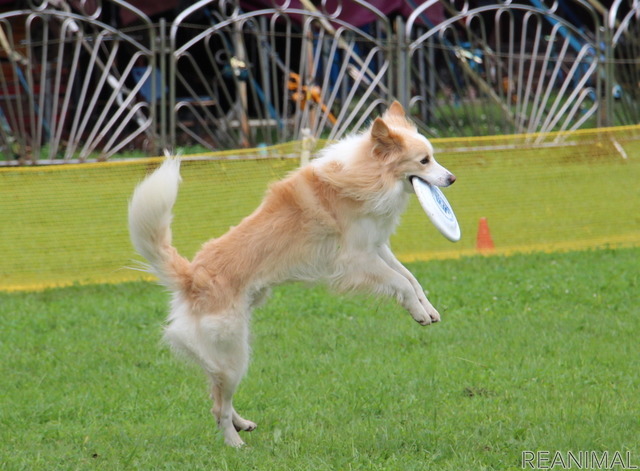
[370,101,456,192]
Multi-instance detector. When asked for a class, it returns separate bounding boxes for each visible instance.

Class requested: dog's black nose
[448,174,457,185]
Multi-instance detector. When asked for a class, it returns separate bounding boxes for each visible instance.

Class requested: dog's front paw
[410,306,433,326]
[426,306,441,323]
[417,296,441,323]
[413,308,440,325]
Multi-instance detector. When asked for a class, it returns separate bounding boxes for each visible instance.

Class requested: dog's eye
[420,156,430,165]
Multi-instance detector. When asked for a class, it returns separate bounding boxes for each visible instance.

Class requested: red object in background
[476,217,495,252]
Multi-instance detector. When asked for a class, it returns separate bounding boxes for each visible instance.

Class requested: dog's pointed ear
[371,117,402,158]
[386,100,406,118]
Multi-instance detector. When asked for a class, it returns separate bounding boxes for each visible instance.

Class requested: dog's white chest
[347,216,396,250]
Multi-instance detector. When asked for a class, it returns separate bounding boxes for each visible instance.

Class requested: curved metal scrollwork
[405,1,602,138]
[169,0,392,149]
[1,0,639,161]
[0,0,155,162]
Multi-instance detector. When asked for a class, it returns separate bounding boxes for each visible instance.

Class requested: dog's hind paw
[225,437,247,448]
[224,430,247,448]
[234,417,257,432]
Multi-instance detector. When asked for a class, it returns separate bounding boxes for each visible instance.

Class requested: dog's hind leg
[210,377,248,447]
[201,313,253,447]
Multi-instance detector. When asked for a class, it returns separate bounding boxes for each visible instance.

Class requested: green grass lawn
[1,248,639,470]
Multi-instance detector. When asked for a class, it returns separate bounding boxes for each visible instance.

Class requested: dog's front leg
[337,256,434,325]
[378,245,440,323]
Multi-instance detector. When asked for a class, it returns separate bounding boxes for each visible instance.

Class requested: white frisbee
[412,177,461,242]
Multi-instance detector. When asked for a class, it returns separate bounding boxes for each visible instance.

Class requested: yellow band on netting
[0,141,303,173]
[1,126,639,292]
[430,122,640,146]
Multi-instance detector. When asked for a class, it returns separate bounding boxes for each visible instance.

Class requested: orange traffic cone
[476,217,495,252]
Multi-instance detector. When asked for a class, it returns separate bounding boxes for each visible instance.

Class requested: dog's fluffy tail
[128,158,191,290]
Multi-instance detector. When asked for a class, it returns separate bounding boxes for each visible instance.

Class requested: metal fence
[1,0,639,163]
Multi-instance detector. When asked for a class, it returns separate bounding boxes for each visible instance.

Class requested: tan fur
[128,102,456,447]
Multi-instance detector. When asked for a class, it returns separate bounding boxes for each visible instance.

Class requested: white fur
[128,158,182,287]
